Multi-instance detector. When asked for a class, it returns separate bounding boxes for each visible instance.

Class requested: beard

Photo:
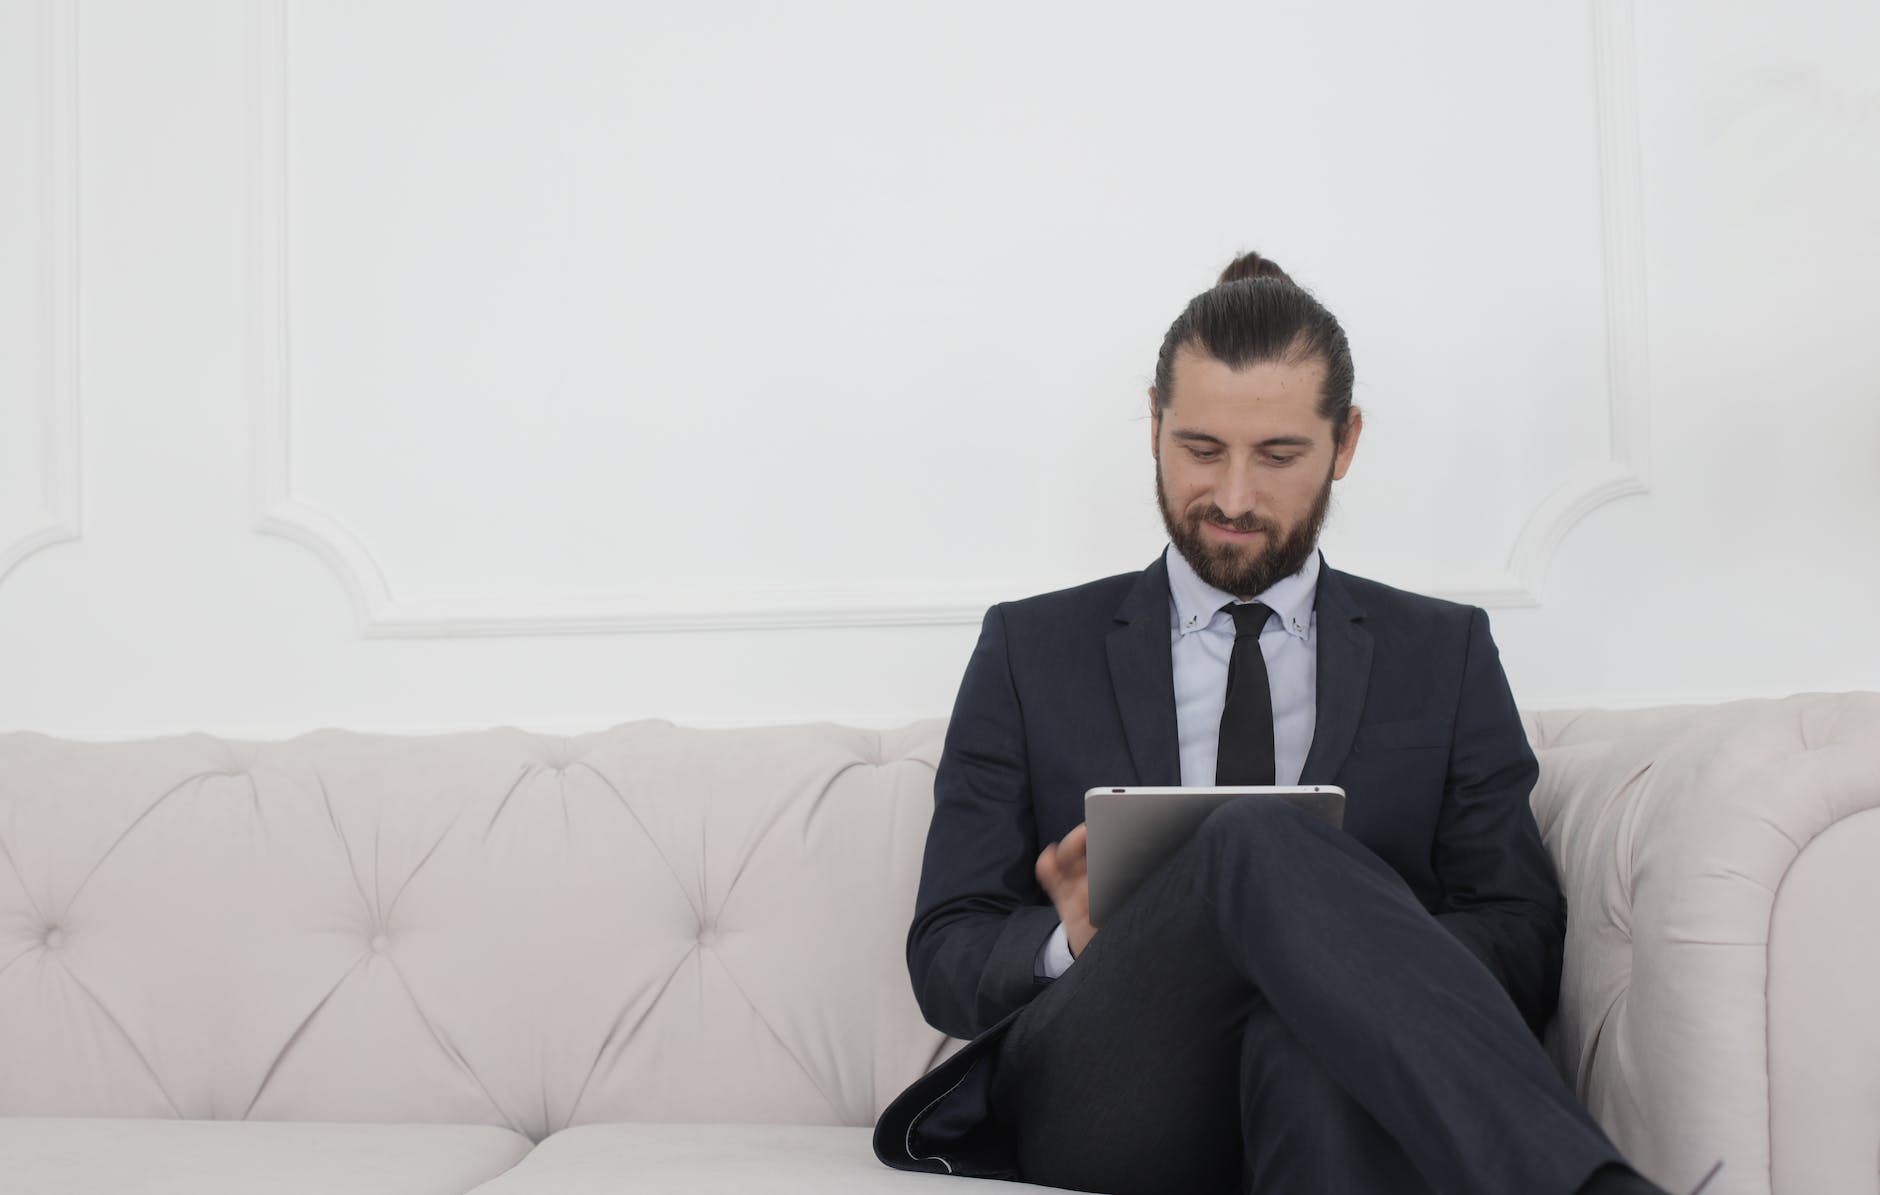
[1156,456,1335,599]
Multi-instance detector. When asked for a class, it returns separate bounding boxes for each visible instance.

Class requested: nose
[1213,463,1260,519]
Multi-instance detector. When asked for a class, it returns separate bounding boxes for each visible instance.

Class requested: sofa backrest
[10,693,1876,1188]
[0,720,951,1141]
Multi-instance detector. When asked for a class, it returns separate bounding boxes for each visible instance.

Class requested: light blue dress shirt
[1035,545,1324,978]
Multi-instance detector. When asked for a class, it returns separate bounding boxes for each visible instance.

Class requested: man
[873,253,1696,1194]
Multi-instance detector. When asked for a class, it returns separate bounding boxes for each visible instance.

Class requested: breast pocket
[1352,717,1453,754]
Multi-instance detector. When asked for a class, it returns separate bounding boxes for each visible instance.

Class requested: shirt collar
[1165,543,1320,642]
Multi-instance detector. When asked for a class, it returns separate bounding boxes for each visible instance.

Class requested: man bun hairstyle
[1153,249,1356,444]
[1214,250,1294,286]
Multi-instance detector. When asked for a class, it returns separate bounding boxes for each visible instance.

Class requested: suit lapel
[1299,561,1372,785]
[1106,554,1181,786]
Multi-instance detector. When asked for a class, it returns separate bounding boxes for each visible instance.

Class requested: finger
[1034,843,1060,890]
[1062,852,1087,885]
[1060,822,1089,864]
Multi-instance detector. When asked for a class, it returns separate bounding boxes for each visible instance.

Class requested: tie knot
[1227,601,1270,639]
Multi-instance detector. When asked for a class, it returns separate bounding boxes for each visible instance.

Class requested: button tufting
[43,927,64,950]
[370,934,389,953]
[697,924,720,948]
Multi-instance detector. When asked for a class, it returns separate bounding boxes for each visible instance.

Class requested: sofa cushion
[462,1122,1039,1193]
[0,1118,531,1194]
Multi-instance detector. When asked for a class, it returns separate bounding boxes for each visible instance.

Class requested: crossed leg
[987,797,1621,1195]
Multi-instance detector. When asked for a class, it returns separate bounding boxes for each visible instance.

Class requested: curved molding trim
[0,0,82,590]
[1464,0,1652,608]
[250,0,1649,635]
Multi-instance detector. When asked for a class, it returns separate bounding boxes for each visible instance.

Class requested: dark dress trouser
[980,797,1624,1195]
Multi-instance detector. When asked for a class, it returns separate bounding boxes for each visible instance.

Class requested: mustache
[1191,507,1269,535]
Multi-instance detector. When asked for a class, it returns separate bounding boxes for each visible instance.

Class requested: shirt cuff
[1033,921,1075,980]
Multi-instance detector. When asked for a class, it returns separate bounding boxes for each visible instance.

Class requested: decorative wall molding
[0,0,83,590]
[249,0,1650,636]
[1451,0,1653,609]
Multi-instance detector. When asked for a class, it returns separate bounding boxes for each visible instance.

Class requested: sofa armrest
[1526,693,1880,1195]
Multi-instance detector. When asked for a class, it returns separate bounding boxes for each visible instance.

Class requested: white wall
[2,0,1876,739]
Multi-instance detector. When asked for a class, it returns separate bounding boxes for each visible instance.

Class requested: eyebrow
[1171,430,1315,450]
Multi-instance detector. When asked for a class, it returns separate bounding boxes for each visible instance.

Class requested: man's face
[1152,346,1363,599]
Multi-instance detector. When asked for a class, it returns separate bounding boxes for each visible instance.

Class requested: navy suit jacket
[906,551,1566,1043]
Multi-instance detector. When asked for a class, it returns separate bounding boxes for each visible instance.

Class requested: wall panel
[0,0,1874,735]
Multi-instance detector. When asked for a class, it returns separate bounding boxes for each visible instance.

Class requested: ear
[1331,407,1363,481]
[1147,388,1162,458]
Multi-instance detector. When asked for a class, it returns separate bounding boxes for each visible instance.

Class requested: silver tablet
[1083,785,1347,927]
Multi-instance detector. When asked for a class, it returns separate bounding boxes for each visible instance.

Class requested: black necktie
[1215,602,1276,786]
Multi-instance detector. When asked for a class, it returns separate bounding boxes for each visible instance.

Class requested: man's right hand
[1035,823,1097,958]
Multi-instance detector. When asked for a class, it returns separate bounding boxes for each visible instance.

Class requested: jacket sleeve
[906,605,1062,1041]
[1433,606,1568,1035]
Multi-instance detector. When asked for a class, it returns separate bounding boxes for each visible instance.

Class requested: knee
[1193,797,1338,883]
[1197,794,1318,850]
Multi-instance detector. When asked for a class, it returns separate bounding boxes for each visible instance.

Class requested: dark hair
[1152,250,1355,443]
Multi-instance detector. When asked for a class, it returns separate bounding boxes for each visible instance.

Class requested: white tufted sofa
[1,694,1875,1194]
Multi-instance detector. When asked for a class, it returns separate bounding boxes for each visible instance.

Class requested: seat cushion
[464,1122,1045,1193]
[0,1118,532,1195]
